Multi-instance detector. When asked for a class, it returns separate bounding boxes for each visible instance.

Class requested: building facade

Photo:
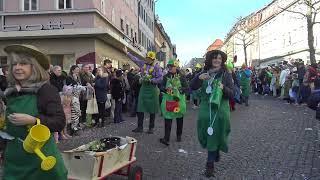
[0,0,144,70]
[138,0,155,55]
[155,19,174,67]
[222,0,320,68]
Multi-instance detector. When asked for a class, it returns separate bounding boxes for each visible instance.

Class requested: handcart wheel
[128,166,143,180]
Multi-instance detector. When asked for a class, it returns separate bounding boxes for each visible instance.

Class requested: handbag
[105,94,112,109]
[86,92,99,114]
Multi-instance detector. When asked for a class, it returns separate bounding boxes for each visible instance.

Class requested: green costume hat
[195,63,202,69]
[146,51,156,60]
[167,59,180,67]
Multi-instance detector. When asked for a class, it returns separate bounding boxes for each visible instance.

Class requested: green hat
[167,59,179,67]
[4,44,50,70]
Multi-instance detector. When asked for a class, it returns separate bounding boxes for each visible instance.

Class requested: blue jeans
[207,151,218,163]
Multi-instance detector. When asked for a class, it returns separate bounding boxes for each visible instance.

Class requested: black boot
[159,138,169,146]
[132,127,143,133]
[205,162,214,178]
[177,136,182,142]
[147,128,154,134]
[215,151,220,162]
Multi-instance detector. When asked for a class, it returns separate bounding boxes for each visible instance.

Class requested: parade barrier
[62,136,142,180]
[23,119,56,171]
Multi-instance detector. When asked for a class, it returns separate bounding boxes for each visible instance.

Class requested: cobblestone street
[59,95,320,180]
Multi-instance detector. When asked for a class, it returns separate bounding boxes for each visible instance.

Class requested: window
[111,8,115,23]
[138,29,141,44]
[135,32,137,43]
[101,0,105,14]
[50,55,64,69]
[120,18,124,31]
[126,24,129,35]
[0,0,3,11]
[58,0,72,9]
[131,28,134,39]
[24,0,38,11]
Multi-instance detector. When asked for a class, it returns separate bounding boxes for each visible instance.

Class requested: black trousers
[164,117,183,141]
[80,100,87,123]
[97,102,106,122]
[137,112,155,129]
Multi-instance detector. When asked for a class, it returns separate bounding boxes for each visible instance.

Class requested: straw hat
[4,44,50,70]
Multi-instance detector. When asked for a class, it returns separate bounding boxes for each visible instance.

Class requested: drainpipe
[138,0,141,52]
[1,16,4,31]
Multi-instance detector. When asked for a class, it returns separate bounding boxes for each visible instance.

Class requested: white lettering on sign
[2,21,74,32]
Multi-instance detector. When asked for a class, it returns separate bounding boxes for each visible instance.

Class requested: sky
[156,0,272,65]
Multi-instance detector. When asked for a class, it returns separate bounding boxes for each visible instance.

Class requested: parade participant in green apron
[123,46,163,134]
[159,59,187,146]
[2,44,67,180]
[240,64,252,106]
[190,50,234,178]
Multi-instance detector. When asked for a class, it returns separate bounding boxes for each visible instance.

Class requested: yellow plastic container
[23,119,56,171]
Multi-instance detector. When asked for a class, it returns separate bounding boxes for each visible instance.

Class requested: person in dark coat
[66,65,81,86]
[0,66,8,92]
[3,44,67,179]
[110,70,125,123]
[94,67,108,127]
[79,64,95,123]
[50,65,66,92]
[190,50,234,178]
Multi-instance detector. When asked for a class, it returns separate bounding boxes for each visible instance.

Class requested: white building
[222,0,320,68]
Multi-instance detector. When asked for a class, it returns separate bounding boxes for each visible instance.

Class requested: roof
[207,39,223,51]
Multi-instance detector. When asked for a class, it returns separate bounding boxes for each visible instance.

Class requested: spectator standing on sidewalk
[110,70,125,123]
[79,64,94,124]
[66,65,81,86]
[50,65,66,92]
[2,44,67,179]
[94,67,108,127]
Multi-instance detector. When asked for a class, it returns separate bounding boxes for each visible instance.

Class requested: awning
[76,52,97,65]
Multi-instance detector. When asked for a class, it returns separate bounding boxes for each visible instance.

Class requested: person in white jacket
[279,66,290,98]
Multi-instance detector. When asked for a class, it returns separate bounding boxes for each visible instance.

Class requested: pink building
[0,0,144,70]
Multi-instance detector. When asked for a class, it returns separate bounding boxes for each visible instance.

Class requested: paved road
[59,95,320,180]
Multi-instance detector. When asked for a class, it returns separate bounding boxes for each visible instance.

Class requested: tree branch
[314,21,320,24]
[311,0,320,7]
[279,6,306,17]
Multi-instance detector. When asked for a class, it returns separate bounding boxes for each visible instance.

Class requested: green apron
[197,78,231,152]
[161,93,186,119]
[3,94,68,180]
[137,83,159,113]
[240,71,251,97]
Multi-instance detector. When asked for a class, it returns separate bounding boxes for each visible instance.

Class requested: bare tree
[280,0,320,64]
[234,18,256,66]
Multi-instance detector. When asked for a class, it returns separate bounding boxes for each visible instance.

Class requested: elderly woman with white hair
[2,44,67,179]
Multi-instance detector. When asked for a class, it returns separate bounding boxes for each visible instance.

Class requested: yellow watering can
[23,119,56,171]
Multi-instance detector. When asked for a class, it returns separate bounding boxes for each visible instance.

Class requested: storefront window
[50,55,64,69]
